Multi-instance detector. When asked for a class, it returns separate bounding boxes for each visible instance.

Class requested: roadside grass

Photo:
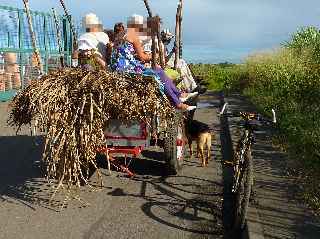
[189,31,320,214]
[243,49,320,214]
[190,63,247,92]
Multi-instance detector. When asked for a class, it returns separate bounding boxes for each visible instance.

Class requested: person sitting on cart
[110,14,197,111]
[141,27,200,94]
[77,13,110,70]
[114,22,126,39]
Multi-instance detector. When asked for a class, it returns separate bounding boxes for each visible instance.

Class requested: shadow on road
[103,174,223,236]
[0,135,62,211]
[96,149,168,177]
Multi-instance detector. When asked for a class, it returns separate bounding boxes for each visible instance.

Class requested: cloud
[1,0,320,53]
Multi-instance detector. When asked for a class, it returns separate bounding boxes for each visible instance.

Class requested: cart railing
[0,4,74,101]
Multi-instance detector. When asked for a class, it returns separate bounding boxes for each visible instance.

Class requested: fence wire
[0,5,74,101]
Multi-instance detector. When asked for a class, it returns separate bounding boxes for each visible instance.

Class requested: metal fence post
[62,17,68,64]
[67,15,73,65]
[7,31,10,47]
[18,9,24,88]
[43,14,49,73]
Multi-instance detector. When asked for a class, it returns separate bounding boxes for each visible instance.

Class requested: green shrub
[189,63,247,91]
[244,48,320,162]
[284,26,320,64]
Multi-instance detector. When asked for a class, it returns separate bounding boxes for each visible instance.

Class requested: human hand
[145,52,152,62]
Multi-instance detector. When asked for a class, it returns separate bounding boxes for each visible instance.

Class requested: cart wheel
[164,112,185,175]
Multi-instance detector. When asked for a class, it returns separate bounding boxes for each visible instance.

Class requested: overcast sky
[1,0,320,62]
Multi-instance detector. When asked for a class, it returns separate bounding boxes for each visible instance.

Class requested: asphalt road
[0,93,224,239]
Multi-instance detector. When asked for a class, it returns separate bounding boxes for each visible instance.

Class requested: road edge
[218,91,265,239]
[242,206,265,239]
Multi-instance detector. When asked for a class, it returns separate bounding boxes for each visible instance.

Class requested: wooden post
[179,0,183,59]
[156,16,165,69]
[151,33,157,70]
[143,1,165,69]
[52,8,64,67]
[174,2,182,69]
[149,17,165,70]
[143,1,157,70]
[22,0,43,73]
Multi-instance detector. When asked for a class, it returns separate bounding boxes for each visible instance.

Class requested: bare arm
[128,34,152,62]
[93,53,106,68]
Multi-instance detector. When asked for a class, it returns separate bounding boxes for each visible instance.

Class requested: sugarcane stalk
[22,0,43,73]
[52,8,64,67]
[143,0,153,18]
[58,0,77,49]
[9,68,175,200]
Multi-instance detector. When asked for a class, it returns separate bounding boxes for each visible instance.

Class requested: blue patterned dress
[110,41,145,74]
[110,40,165,94]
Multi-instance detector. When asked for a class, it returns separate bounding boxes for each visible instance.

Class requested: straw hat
[82,13,101,28]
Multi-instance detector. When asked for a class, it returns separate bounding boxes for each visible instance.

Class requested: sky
[1,0,320,63]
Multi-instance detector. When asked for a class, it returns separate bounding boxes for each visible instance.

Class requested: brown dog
[185,119,213,167]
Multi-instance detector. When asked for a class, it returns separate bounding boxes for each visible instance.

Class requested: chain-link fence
[0,5,74,101]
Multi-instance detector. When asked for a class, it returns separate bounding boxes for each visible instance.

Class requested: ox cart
[97,111,186,177]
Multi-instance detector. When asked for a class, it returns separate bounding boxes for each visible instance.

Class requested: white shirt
[140,36,159,53]
[78,32,109,59]
[167,54,198,92]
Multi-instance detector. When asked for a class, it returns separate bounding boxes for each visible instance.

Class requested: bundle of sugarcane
[8,68,174,192]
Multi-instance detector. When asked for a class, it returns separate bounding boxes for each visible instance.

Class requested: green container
[0,90,16,102]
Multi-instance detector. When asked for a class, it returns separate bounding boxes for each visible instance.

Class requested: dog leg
[197,135,206,166]
[196,139,201,162]
[188,138,193,157]
[200,146,205,167]
[206,133,212,166]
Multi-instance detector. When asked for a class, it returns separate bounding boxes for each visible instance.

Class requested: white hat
[161,28,174,43]
[78,34,99,50]
[83,13,101,28]
[127,14,144,26]
[161,29,174,38]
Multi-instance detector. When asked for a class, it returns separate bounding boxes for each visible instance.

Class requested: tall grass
[190,63,247,91]
[190,27,320,213]
[244,46,320,213]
